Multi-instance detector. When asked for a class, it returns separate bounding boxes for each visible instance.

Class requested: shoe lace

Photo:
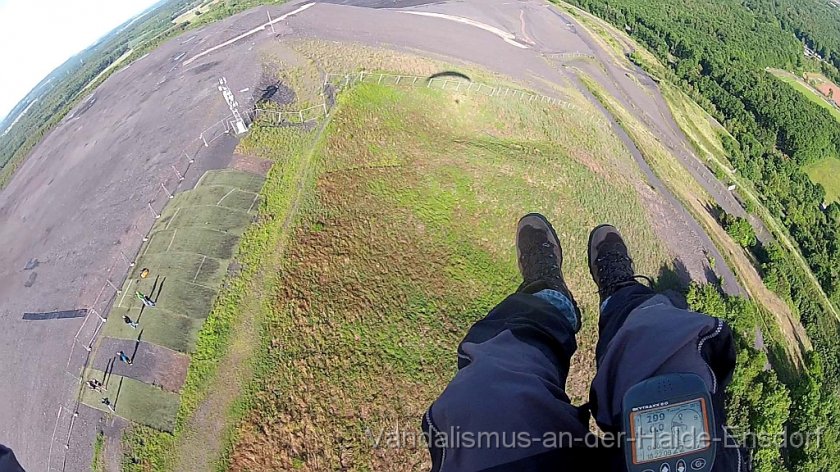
[595,252,636,293]
[521,239,560,282]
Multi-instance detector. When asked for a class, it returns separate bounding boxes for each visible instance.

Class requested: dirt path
[573,79,743,296]
[554,5,773,245]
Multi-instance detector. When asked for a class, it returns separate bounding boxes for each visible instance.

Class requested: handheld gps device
[622,373,716,472]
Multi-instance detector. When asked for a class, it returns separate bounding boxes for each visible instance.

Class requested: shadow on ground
[653,258,691,308]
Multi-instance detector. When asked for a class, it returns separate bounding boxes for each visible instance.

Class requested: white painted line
[401,11,529,49]
[117,279,133,308]
[217,188,236,206]
[166,229,178,252]
[194,255,207,282]
[47,405,64,472]
[165,207,181,230]
[247,194,259,213]
[184,3,315,65]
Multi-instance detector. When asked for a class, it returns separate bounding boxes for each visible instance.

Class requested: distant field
[769,68,840,122]
[769,72,840,204]
[805,72,840,107]
[804,158,840,204]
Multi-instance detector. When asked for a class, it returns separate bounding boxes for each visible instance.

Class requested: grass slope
[225,82,673,470]
[803,157,840,204]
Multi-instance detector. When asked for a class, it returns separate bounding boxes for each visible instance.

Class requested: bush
[719,211,757,247]
[687,284,790,471]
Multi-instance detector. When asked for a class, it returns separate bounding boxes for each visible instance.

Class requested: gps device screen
[622,373,716,472]
[630,398,710,463]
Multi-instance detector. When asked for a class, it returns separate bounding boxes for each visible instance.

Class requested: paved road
[0,7,291,470]
[0,0,750,469]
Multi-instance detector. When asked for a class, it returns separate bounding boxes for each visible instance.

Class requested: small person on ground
[135,290,156,308]
[117,351,132,365]
[86,379,105,392]
[123,315,139,329]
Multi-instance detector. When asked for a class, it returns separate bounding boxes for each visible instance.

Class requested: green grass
[769,68,840,122]
[804,157,840,204]
[92,431,105,472]
[660,82,735,170]
[122,98,321,470]
[81,370,181,432]
[89,169,263,438]
[222,81,673,470]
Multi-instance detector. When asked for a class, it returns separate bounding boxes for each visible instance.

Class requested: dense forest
[563,0,840,470]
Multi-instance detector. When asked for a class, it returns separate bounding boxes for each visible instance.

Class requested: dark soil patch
[187,60,221,75]
[93,337,190,392]
[253,68,296,107]
[229,153,272,176]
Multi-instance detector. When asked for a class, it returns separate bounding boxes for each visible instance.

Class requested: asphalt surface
[0,0,752,469]
[0,8,280,471]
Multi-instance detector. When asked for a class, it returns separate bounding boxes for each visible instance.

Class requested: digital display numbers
[630,398,711,464]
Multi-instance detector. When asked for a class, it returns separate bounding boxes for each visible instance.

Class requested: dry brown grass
[227,81,674,471]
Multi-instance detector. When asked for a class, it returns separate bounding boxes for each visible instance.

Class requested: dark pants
[423,284,747,471]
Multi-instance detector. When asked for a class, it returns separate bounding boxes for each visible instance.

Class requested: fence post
[413,76,419,85]
[378,74,383,85]
[172,165,184,182]
[396,75,402,85]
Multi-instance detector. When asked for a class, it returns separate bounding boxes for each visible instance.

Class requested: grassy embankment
[217,80,677,470]
[554,0,814,372]
[581,74,805,372]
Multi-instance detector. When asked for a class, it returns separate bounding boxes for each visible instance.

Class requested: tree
[719,211,757,247]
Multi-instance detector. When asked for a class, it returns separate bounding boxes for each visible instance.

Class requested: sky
[0,0,161,121]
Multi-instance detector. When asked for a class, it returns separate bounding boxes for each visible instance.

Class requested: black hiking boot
[588,224,642,302]
[516,213,581,330]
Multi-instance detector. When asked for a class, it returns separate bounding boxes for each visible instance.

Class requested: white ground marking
[117,279,134,308]
[47,405,64,472]
[194,255,207,283]
[519,10,536,45]
[183,3,315,65]
[217,188,236,206]
[165,207,181,230]
[166,229,178,252]
[401,11,529,49]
